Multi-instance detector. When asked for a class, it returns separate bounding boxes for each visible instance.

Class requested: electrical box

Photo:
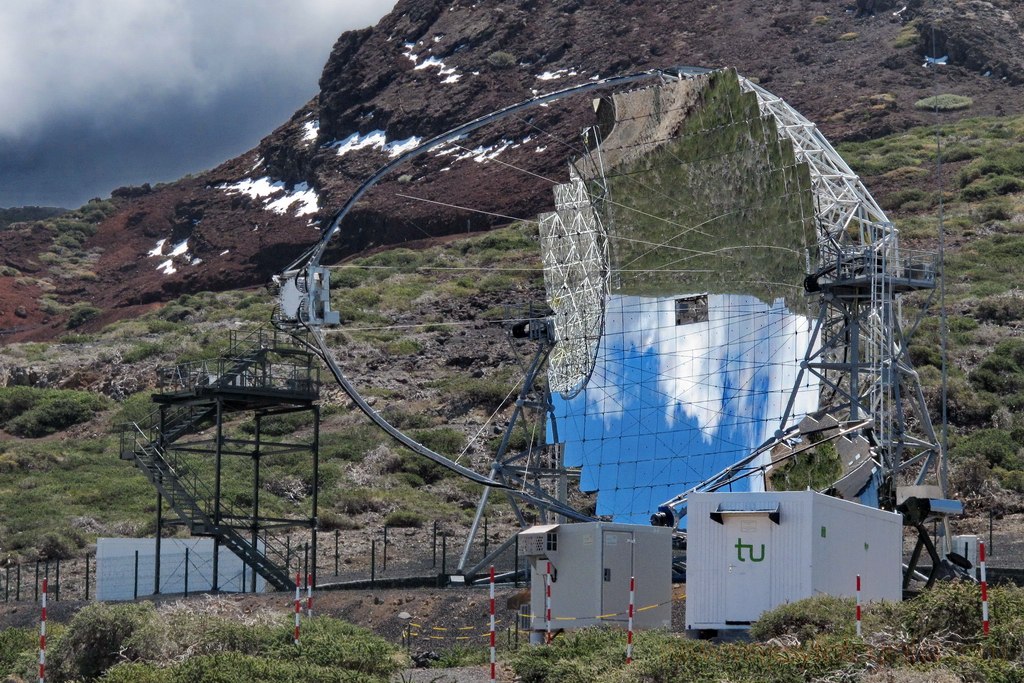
[685,491,902,631]
[519,522,672,642]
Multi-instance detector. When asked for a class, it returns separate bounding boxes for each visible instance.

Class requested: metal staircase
[119,328,321,593]
[121,426,294,589]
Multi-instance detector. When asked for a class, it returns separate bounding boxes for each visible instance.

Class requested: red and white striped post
[626,575,635,665]
[39,577,47,683]
[306,573,313,618]
[293,572,302,645]
[488,565,496,681]
[980,541,989,636]
[855,574,862,638]
[545,561,553,645]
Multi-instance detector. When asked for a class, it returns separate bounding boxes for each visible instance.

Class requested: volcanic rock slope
[4,0,1023,340]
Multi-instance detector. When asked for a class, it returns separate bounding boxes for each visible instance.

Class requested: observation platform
[816,247,937,297]
[119,327,323,592]
[153,328,320,410]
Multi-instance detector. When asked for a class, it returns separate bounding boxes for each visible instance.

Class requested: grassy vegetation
[0,602,401,682]
[0,386,110,437]
[915,94,974,112]
[507,582,1024,682]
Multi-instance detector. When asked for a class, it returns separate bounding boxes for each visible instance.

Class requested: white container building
[519,522,672,642]
[685,490,902,631]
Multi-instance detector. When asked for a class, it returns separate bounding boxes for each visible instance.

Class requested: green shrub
[0,387,110,438]
[397,449,452,484]
[50,602,169,681]
[37,529,85,559]
[838,32,859,41]
[487,51,517,68]
[282,618,400,675]
[318,510,361,531]
[977,295,1024,324]
[970,339,1024,395]
[914,94,973,111]
[320,427,383,462]
[122,342,166,363]
[165,652,352,683]
[894,22,919,48]
[67,303,101,329]
[409,427,465,455]
[0,627,36,677]
[333,488,386,514]
[949,428,1020,470]
[384,509,424,527]
[100,662,171,682]
[238,410,314,436]
[751,594,855,641]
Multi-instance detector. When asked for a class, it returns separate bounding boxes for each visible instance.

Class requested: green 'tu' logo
[735,537,765,562]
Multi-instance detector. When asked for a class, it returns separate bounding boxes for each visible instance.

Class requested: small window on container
[546,532,557,552]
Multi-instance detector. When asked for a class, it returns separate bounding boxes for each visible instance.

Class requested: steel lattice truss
[539,171,609,398]
[737,74,943,497]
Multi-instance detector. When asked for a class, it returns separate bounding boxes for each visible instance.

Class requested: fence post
[39,577,47,683]
[16,563,21,601]
[483,516,489,558]
[856,574,862,638]
[306,573,313,618]
[55,560,60,602]
[383,526,388,572]
[441,534,447,576]
[626,575,635,664]
[334,529,340,577]
[34,562,39,602]
[981,541,990,636]
[514,534,520,588]
[489,565,496,681]
[85,554,90,601]
[432,520,438,568]
[545,561,552,645]
[303,543,309,585]
[133,551,139,600]
[370,540,376,587]
[293,573,301,646]
[184,548,189,598]
[989,510,994,556]
[4,566,8,602]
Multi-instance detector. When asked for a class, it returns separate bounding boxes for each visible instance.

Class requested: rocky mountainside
[2,0,1023,341]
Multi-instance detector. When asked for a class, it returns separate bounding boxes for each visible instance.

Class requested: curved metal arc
[301,325,509,489]
[288,66,714,272]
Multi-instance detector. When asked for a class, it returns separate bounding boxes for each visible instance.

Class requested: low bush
[67,303,101,329]
[333,488,386,514]
[318,510,361,531]
[750,594,855,641]
[0,627,37,678]
[50,602,169,681]
[384,509,424,528]
[487,51,517,68]
[914,94,973,111]
[0,386,110,438]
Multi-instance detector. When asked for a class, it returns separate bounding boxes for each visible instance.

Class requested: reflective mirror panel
[547,70,821,523]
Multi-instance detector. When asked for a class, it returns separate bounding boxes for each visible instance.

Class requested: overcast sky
[0,0,398,208]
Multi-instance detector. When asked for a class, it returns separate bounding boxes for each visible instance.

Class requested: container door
[601,531,633,622]
[723,516,773,623]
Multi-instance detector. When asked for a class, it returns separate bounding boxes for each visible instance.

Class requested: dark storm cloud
[0,0,398,208]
